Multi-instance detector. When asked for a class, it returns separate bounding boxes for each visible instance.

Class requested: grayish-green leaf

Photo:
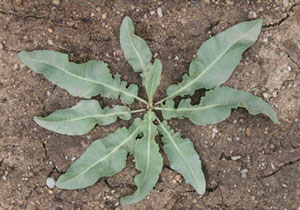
[121,111,163,204]
[163,18,262,102]
[34,100,131,136]
[18,50,141,104]
[158,121,206,194]
[161,86,278,124]
[56,118,142,190]
[145,59,162,104]
[120,16,152,82]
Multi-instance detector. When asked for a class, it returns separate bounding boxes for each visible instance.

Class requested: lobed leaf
[18,50,140,104]
[56,118,142,190]
[161,86,278,125]
[121,111,163,204]
[120,16,153,83]
[145,59,162,104]
[158,121,206,194]
[34,100,131,136]
[164,18,262,101]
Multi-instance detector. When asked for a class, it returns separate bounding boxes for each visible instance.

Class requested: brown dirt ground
[1,0,300,209]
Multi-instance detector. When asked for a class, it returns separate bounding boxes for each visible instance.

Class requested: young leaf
[34,100,132,136]
[56,118,142,190]
[121,111,163,205]
[162,18,262,103]
[160,86,278,125]
[120,16,152,82]
[158,121,206,194]
[18,50,143,104]
[145,59,162,104]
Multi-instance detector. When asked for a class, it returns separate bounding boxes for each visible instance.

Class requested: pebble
[282,183,288,188]
[263,38,268,43]
[46,177,56,188]
[240,168,248,174]
[16,0,22,6]
[102,13,107,20]
[283,0,289,7]
[13,64,19,71]
[245,128,251,136]
[263,92,269,99]
[287,66,291,71]
[231,155,241,161]
[212,127,218,139]
[248,11,257,19]
[52,0,60,5]
[0,43,3,50]
[241,173,247,179]
[48,28,53,33]
[48,39,53,45]
[157,7,163,17]
[150,11,155,16]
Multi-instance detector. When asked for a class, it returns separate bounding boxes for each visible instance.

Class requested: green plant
[18,16,278,204]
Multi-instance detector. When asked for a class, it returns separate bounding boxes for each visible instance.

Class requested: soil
[1,0,300,209]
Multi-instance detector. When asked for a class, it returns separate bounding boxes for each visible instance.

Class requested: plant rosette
[18,16,278,205]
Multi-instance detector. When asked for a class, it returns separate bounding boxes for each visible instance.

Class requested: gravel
[46,177,56,189]
[157,7,163,17]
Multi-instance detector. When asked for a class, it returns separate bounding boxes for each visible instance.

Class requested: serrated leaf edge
[19,52,147,104]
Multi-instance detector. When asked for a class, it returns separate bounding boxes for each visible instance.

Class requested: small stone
[13,64,19,71]
[272,91,277,98]
[174,56,179,60]
[245,128,251,136]
[226,0,234,5]
[48,28,53,33]
[282,183,288,188]
[263,38,268,43]
[287,66,291,71]
[240,168,249,174]
[263,92,269,99]
[212,127,218,139]
[241,173,247,179]
[0,43,3,50]
[175,175,182,182]
[48,39,53,45]
[46,177,56,188]
[102,13,107,19]
[52,0,60,5]
[16,0,22,6]
[248,11,257,19]
[150,11,155,16]
[283,0,289,7]
[231,155,241,161]
[157,7,163,17]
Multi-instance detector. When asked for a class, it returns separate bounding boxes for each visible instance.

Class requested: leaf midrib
[159,104,220,112]
[142,112,152,189]
[37,111,129,123]
[164,20,260,101]
[20,55,141,102]
[160,123,201,190]
[59,124,141,185]
[125,20,147,79]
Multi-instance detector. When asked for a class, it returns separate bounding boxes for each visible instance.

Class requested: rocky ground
[0,0,300,209]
